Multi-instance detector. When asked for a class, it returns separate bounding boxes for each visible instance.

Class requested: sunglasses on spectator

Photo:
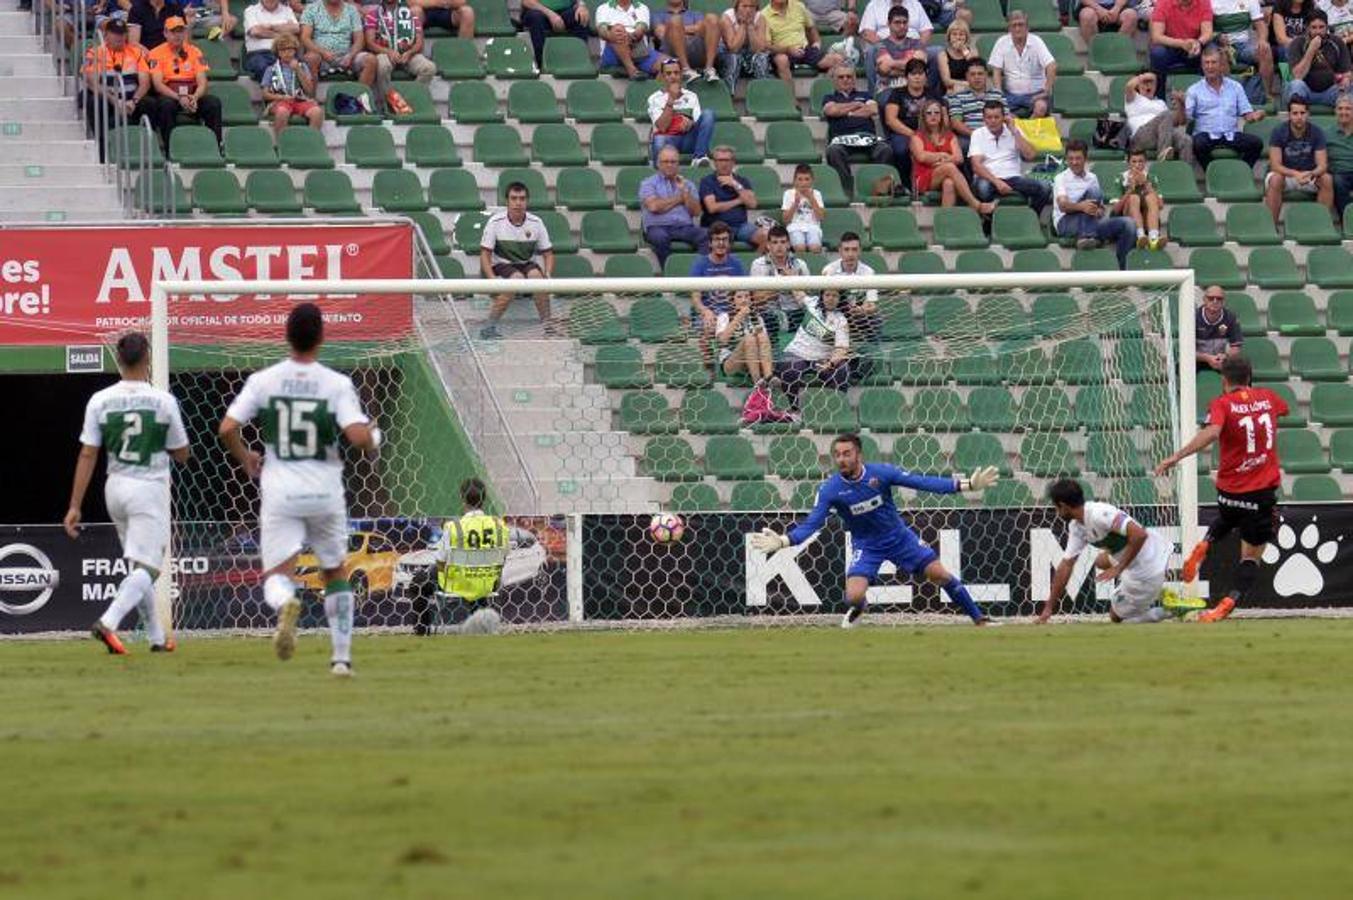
[1205,293,1225,300]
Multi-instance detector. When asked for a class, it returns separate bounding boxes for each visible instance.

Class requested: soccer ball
[648,513,685,543]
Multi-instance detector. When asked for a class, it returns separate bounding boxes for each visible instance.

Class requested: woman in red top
[909,100,995,215]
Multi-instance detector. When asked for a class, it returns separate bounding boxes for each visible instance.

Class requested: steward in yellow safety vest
[436,477,508,597]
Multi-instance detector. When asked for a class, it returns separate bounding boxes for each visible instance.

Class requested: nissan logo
[0,543,60,615]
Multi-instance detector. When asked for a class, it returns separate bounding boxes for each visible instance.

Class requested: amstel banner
[0,222,414,345]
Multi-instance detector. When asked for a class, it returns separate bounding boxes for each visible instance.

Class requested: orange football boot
[92,622,128,655]
[1181,539,1210,583]
[1197,596,1236,623]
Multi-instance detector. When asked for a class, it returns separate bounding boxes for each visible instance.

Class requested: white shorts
[105,476,171,570]
[787,222,823,247]
[260,503,348,572]
[1111,567,1166,621]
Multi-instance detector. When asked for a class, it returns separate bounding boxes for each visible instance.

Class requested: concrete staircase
[0,5,125,222]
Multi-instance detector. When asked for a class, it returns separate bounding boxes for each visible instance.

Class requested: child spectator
[1113,148,1167,250]
[260,33,322,136]
[781,164,825,253]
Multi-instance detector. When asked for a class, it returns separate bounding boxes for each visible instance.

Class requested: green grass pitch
[3,621,1351,899]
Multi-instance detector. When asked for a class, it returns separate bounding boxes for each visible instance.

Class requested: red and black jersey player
[1156,355,1286,622]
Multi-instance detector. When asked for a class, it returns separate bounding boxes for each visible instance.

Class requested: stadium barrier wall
[3,506,1347,635]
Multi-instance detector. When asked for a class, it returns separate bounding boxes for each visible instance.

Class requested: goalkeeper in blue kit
[750,433,1001,627]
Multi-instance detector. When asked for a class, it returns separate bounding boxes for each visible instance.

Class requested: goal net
[153,268,1197,630]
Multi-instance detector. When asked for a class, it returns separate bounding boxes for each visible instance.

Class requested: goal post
[151,268,1199,628]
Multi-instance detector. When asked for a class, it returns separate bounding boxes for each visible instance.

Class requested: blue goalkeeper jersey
[787,463,960,547]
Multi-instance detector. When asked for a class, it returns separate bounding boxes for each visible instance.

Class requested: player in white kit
[64,333,190,655]
[218,304,381,677]
[1038,478,1180,624]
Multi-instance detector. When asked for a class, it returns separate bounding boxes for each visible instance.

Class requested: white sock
[100,567,153,631]
[263,574,296,612]
[1148,229,1160,240]
[1137,227,1146,238]
[137,585,167,646]
[324,585,353,664]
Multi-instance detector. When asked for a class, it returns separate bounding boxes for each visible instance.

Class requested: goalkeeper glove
[749,528,790,553]
[959,466,1000,492]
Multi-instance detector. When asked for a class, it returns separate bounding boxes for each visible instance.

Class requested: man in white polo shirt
[967,99,1049,213]
[1052,139,1137,269]
[988,9,1055,118]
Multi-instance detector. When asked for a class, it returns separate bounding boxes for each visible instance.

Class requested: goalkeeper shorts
[847,535,937,582]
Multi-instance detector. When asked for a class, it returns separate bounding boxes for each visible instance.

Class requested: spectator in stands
[301,0,378,88]
[911,98,995,212]
[821,65,896,195]
[648,57,716,164]
[936,18,980,94]
[803,0,859,41]
[365,0,437,110]
[1328,95,1353,218]
[82,20,152,162]
[821,231,880,381]
[782,164,826,252]
[720,0,772,91]
[1077,0,1139,46]
[866,5,926,94]
[597,0,663,80]
[1273,0,1312,61]
[416,0,475,38]
[1053,140,1137,268]
[988,10,1055,118]
[1112,147,1167,250]
[1264,95,1334,223]
[478,181,555,340]
[717,289,776,384]
[129,0,186,50]
[641,145,711,266]
[145,16,222,152]
[261,34,322,136]
[947,59,1005,151]
[1285,11,1352,108]
[521,0,592,68]
[689,222,747,368]
[968,100,1050,212]
[1195,285,1244,371]
[1123,70,1193,163]
[1325,0,1353,47]
[758,0,845,84]
[1149,0,1212,88]
[653,0,722,84]
[1212,0,1276,101]
[777,282,852,409]
[1185,44,1265,168]
[859,0,933,48]
[749,224,812,340]
[883,57,938,188]
[699,146,768,249]
[242,0,300,83]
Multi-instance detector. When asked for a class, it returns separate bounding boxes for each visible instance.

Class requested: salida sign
[0,223,414,346]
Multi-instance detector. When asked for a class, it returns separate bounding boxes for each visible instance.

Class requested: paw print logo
[1262,518,1343,598]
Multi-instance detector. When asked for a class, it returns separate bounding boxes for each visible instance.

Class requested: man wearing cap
[146,16,223,152]
[129,0,187,50]
[82,20,154,162]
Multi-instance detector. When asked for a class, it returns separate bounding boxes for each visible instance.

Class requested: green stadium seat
[190,169,244,215]
[954,432,1012,475]
[952,347,1002,386]
[1070,247,1119,271]
[1126,248,1172,271]
[1043,32,1082,73]
[432,38,485,79]
[910,387,965,430]
[1188,248,1247,290]
[449,81,503,125]
[1244,116,1281,144]
[807,165,849,206]
[1268,291,1324,336]
[1247,247,1303,289]
[620,390,679,434]
[401,124,460,168]
[1224,291,1262,333]
[968,386,1017,430]
[1088,32,1140,74]
[324,81,379,125]
[712,121,763,163]
[923,294,968,336]
[474,124,530,166]
[169,126,223,167]
[623,80,654,120]
[567,297,623,344]
[869,208,926,250]
[429,254,463,278]
[1290,337,1345,381]
[857,388,908,431]
[429,168,484,211]
[134,171,190,215]
[1153,160,1204,203]
[345,125,400,168]
[787,481,820,510]
[992,206,1046,249]
[406,211,450,255]
[372,169,428,212]
[669,482,722,512]
[1289,475,1344,501]
[769,436,822,479]
[508,81,563,123]
[1328,291,1353,334]
[976,295,1032,339]
[1086,432,1146,475]
[486,36,537,78]
[656,344,712,388]
[705,435,763,479]
[1242,337,1287,381]
[678,390,738,433]
[1074,384,1126,429]
[982,480,1036,508]
[822,208,867,249]
[1117,338,1165,383]
[1207,159,1262,201]
[691,80,737,119]
[1020,433,1079,477]
[496,168,549,205]
[849,163,898,204]
[897,250,948,278]
[1051,339,1103,384]
[1278,429,1331,473]
[728,480,784,511]
[389,82,440,124]
[453,212,493,256]
[1225,203,1281,245]
[746,80,801,120]
[594,345,652,388]
[1052,77,1102,117]
[208,81,255,126]
[737,165,782,208]
[1110,478,1159,508]
[955,249,1004,276]
[1284,203,1342,244]
[1332,429,1353,471]
[1258,382,1305,426]
[643,436,703,481]
[199,37,237,79]
[1167,205,1222,246]
[630,298,683,343]
[591,123,648,166]
[106,126,163,169]
[874,297,918,341]
[968,0,1006,30]
[469,0,515,34]
[1308,247,1353,288]
[245,170,301,214]
[933,207,989,249]
[1031,294,1080,336]
[999,342,1054,384]
[808,76,833,115]
[542,35,597,78]
[223,126,276,168]
[276,127,333,168]
[800,389,857,431]
[581,210,638,253]
[765,121,820,162]
[565,81,622,123]
[1129,384,1172,428]
[1018,386,1074,430]
[557,168,611,210]
[539,209,578,253]
[1068,119,1120,160]
[303,170,362,214]
[889,341,951,384]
